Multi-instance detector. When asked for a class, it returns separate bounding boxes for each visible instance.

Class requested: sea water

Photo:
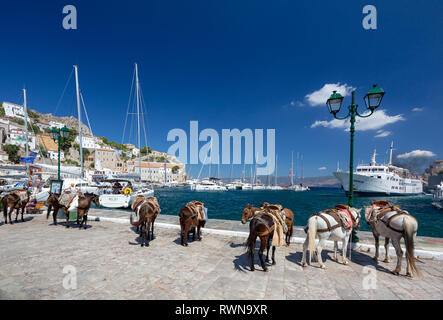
[153,187,442,238]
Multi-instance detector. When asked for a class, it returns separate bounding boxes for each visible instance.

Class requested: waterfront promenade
[0,210,442,300]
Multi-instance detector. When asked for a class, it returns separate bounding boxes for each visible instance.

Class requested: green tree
[172,165,179,174]
[0,103,5,117]
[27,109,40,120]
[3,144,21,164]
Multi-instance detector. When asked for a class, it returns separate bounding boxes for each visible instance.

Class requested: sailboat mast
[135,63,141,179]
[74,65,83,178]
[23,88,29,177]
[388,141,394,166]
[291,151,294,187]
[275,155,278,185]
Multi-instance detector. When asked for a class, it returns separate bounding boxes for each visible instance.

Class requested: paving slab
[0,213,442,300]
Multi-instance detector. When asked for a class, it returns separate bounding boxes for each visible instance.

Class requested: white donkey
[301,206,361,269]
[364,201,421,277]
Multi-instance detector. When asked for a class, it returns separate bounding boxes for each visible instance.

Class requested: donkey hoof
[320,264,327,270]
[343,260,349,265]
[263,268,269,272]
[272,261,276,266]
[391,270,400,276]
[250,267,255,272]
[373,256,378,262]
[301,262,307,268]
[383,258,390,263]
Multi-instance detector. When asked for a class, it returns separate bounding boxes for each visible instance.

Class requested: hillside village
[0,101,187,183]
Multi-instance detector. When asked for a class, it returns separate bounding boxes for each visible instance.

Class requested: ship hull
[334,171,423,197]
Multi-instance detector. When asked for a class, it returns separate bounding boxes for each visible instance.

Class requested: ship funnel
[388,141,394,166]
[371,149,377,166]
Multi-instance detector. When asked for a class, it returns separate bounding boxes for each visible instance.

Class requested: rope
[80,92,93,136]
[121,67,135,145]
[54,69,74,116]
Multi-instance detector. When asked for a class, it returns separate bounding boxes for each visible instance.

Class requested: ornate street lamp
[326,84,385,242]
[49,126,71,181]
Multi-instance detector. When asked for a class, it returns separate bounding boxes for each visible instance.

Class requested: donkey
[242,203,294,246]
[46,192,98,228]
[1,189,30,224]
[301,206,361,269]
[178,201,207,246]
[364,201,421,277]
[130,195,161,247]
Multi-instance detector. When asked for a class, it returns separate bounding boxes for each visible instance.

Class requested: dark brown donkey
[130,195,161,247]
[242,203,294,246]
[46,192,99,228]
[1,190,30,224]
[178,201,207,246]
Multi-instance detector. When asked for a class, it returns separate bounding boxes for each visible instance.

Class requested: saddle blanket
[59,192,78,211]
[15,191,28,202]
[336,209,353,230]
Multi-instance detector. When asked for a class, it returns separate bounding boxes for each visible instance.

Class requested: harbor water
[130,187,442,238]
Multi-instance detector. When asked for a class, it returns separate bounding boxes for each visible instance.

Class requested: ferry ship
[334,142,423,196]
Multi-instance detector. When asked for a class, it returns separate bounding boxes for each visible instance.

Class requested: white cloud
[305,83,355,107]
[397,150,436,159]
[290,100,304,107]
[375,130,391,138]
[412,107,424,112]
[311,110,405,131]
[318,167,327,170]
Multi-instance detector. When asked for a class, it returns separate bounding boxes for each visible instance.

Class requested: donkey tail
[130,212,144,227]
[308,217,317,265]
[404,218,421,277]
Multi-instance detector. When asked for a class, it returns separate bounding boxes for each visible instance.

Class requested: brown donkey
[1,190,30,224]
[178,201,207,246]
[130,195,161,247]
[46,192,99,228]
[242,203,294,246]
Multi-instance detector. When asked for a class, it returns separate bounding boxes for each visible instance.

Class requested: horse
[46,192,99,228]
[364,201,421,277]
[301,206,361,269]
[242,203,294,246]
[178,201,207,246]
[130,195,161,247]
[1,189,30,224]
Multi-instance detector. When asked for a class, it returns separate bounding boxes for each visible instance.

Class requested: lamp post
[326,84,385,242]
[49,126,71,181]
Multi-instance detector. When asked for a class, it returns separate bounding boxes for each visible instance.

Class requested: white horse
[301,207,361,269]
[364,203,421,277]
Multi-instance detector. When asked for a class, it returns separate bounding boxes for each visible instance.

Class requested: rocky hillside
[29,109,92,136]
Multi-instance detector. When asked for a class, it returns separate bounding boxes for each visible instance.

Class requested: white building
[8,128,36,150]
[128,161,186,183]
[74,135,99,149]
[2,102,25,119]
[48,150,65,161]
[49,121,64,129]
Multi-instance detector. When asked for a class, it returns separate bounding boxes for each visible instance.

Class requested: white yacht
[432,182,443,210]
[289,184,310,192]
[191,178,227,191]
[334,142,423,196]
[98,179,154,208]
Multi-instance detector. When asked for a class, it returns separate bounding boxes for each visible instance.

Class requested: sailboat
[288,152,310,191]
[190,141,226,191]
[99,63,154,208]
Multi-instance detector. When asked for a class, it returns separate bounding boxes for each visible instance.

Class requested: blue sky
[0,0,442,178]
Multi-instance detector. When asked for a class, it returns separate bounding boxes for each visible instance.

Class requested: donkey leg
[265,237,271,263]
[342,237,349,265]
[317,239,326,269]
[145,221,151,246]
[383,238,391,263]
[391,237,403,275]
[182,223,191,246]
[83,215,88,229]
[197,224,202,241]
[373,232,380,261]
[333,241,338,261]
[15,208,19,222]
[258,237,269,272]
[21,206,25,222]
[271,246,276,265]
[53,208,58,225]
[301,237,309,267]
[8,207,13,224]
